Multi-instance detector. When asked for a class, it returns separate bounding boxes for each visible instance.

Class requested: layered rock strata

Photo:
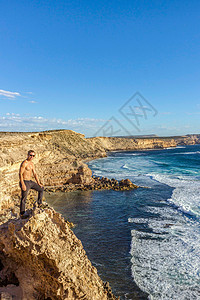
[0,207,118,300]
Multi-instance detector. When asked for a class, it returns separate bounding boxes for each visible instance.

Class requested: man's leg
[20,181,31,214]
[30,181,44,205]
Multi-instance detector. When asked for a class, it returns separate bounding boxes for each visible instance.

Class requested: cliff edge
[0,207,118,300]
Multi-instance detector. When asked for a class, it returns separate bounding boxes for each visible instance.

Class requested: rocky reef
[46,176,139,193]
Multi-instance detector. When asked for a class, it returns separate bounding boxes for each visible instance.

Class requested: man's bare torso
[21,160,34,180]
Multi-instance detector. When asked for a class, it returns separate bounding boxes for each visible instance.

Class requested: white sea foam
[128,217,148,224]
[176,146,186,149]
[165,147,177,149]
[130,171,200,299]
[130,206,200,300]
[175,151,200,155]
[122,164,129,169]
[148,173,200,217]
[123,153,143,156]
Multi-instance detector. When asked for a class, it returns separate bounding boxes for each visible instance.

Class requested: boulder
[119,179,133,186]
[67,165,94,185]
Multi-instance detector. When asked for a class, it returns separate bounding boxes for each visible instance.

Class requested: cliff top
[0,129,199,139]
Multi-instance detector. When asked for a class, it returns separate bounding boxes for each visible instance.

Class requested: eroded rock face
[0,208,118,300]
[67,165,94,184]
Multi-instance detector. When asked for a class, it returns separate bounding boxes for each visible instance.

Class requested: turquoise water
[47,145,200,300]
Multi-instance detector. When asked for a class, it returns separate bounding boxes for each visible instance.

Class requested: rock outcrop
[0,207,118,300]
[46,176,139,193]
[67,165,94,185]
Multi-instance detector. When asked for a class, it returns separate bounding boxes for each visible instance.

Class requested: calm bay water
[46,144,200,300]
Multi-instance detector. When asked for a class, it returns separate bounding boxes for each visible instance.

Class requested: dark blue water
[47,145,200,300]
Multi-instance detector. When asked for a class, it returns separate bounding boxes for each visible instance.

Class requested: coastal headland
[0,130,199,299]
[1,129,199,210]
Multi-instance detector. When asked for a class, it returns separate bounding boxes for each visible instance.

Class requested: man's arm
[32,164,43,187]
[19,161,27,191]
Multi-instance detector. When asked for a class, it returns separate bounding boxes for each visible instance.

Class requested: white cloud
[0,114,106,136]
[29,100,37,103]
[0,89,21,99]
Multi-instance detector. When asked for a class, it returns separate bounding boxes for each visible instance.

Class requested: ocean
[46,144,200,300]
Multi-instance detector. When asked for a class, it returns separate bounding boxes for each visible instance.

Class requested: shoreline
[0,130,200,299]
[45,145,188,299]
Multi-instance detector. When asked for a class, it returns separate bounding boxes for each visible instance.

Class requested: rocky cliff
[175,134,200,145]
[0,207,118,300]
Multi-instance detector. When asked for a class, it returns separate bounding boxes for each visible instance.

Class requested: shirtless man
[19,150,44,218]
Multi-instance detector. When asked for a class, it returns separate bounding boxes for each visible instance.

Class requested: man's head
[27,150,35,160]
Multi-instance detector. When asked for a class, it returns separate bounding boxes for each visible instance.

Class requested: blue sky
[0,0,200,137]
